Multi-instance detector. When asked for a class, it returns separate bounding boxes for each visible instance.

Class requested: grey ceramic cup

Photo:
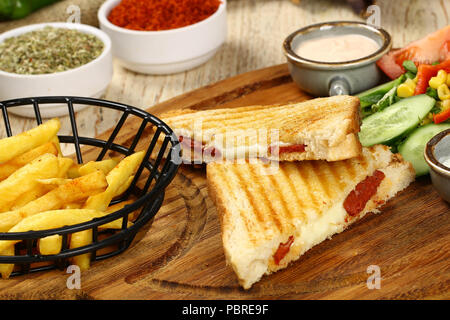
[424,129,450,203]
[283,21,392,97]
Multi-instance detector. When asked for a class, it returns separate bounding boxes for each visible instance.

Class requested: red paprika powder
[108,0,222,31]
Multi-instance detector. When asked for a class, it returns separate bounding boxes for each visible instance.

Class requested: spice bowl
[98,0,227,75]
[0,22,113,118]
[424,129,450,203]
[283,21,392,97]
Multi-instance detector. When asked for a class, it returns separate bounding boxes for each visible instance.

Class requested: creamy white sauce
[295,34,380,63]
[441,157,450,168]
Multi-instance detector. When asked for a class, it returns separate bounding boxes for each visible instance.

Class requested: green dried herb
[0,26,104,75]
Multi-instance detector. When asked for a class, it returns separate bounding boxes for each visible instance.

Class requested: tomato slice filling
[269,144,306,155]
[273,235,294,265]
[343,170,385,217]
[178,136,219,158]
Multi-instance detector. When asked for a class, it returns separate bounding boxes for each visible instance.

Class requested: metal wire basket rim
[0,96,180,139]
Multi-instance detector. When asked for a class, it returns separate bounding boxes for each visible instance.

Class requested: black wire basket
[0,96,181,276]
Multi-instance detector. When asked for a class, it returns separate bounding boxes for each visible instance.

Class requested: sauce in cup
[295,34,380,63]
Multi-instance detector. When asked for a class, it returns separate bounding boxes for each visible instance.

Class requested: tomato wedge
[377,26,450,79]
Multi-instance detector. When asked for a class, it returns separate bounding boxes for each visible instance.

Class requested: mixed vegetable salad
[358,58,450,176]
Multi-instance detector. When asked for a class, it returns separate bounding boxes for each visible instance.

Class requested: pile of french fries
[0,118,145,278]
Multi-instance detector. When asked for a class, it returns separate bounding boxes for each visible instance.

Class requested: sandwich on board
[160,95,362,163]
[207,145,415,289]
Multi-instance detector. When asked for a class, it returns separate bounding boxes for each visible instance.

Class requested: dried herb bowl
[0,23,113,118]
[0,96,181,277]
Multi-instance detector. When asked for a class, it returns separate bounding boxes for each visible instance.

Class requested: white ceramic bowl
[98,0,227,75]
[0,22,113,118]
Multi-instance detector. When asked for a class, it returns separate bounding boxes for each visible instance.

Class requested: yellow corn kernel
[429,70,447,89]
[447,73,450,87]
[404,78,416,90]
[442,99,450,111]
[429,77,445,89]
[397,83,414,98]
[437,84,450,100]
[437,69,447,80]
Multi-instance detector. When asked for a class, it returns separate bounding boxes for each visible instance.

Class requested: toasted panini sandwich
[207,145,415,289]
[160,96,362,163]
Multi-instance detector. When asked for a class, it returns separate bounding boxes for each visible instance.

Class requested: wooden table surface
[0,0,449,300]
[1,0,449,146]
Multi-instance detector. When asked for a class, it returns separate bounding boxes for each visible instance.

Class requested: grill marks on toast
[228,164,275,239]
[164,97,359,141]
[343,159,357,181]
[246,165,283,233]
[266,173,293,222]
[211,148,381,246]
[292,162,321,212]
[280,163,307,220]
[169,105,331,132]
[167,105,280,130]
[310,161,332,200]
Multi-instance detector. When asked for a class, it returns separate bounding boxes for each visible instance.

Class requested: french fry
[5,142,58,166]
[71,151,145,270]
[0,118,60,163]
[44,212,133,257]
[50,135,63,157]
[0,142,58,181]
[67,163,81,179]
[57,157,74,178]
[84,152,145,211]
[2,157,72,212]
[0,154,60,212]
[10,184,56,210]
[25,171,107,255]
[114,175,134,198]
[39,201,133,256]
[39,235,63,255]
[0,209,120,254]
[64,203,83,209]
[78,157,121,176]
[105,199,139,222]
[0,245,14,279]
[36,178,72,186]
[104,199,135,215]
[0,171,108,232]
[0,211,21,233]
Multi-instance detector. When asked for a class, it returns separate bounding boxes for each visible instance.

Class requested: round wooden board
[0,64,449,300]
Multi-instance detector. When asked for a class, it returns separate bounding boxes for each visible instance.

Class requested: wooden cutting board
[1,64,449,300]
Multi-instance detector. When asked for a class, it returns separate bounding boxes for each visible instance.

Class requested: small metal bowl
[424,129,450,203]
[283,21,392,97]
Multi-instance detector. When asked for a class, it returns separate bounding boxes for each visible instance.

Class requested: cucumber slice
[398,123,450,176]
[359,95,435,147]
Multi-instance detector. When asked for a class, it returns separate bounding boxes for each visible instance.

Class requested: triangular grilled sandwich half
[206,145,415,289]
[160,95,362,163]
